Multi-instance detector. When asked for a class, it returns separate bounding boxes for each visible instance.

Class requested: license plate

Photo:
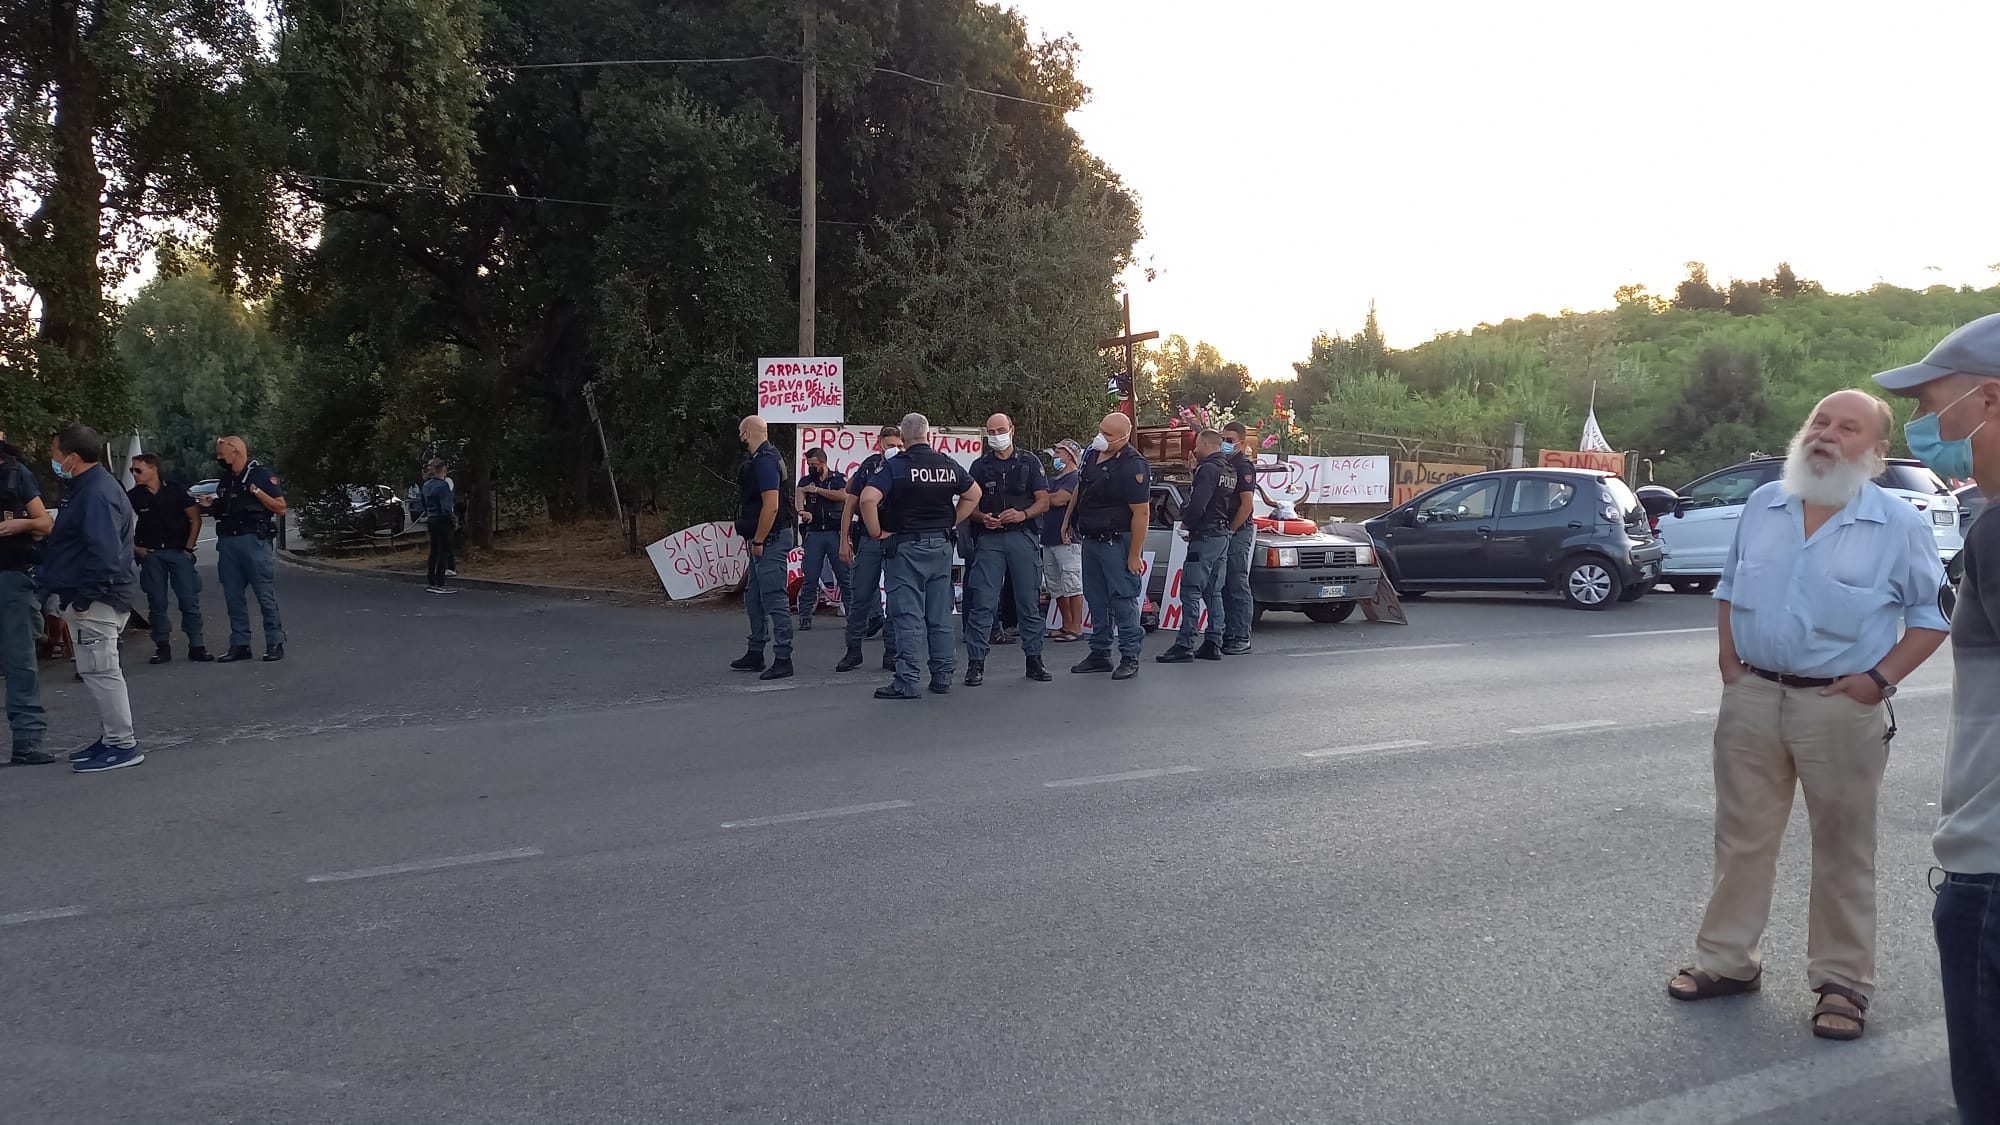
[1935,510,1956,527]
[1318,585,1346,598]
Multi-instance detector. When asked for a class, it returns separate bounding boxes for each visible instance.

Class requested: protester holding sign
[728,416,797,680]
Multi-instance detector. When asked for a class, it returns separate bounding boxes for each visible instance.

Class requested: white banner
[646,521,806,601]
[756,357,846,423]
[795,424,983,482]
[1256,454,1390,504]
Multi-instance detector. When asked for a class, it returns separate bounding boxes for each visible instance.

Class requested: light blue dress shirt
[1716,481,1948,678]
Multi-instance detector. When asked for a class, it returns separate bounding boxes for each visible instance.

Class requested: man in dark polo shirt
[128,453,208,665]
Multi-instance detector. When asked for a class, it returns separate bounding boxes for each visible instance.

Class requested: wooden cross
[1097,293,1158,420]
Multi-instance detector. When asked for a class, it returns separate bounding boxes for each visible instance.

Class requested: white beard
[1780,433,1882,508]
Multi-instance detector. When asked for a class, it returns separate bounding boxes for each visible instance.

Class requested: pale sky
[1004,0,2000,383]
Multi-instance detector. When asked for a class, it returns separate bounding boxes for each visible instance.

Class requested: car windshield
[1875,462,1947,495]
[346,486,370,505]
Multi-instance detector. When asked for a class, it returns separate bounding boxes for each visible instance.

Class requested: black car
[1363,469,1672,610]
[343,484,408,538]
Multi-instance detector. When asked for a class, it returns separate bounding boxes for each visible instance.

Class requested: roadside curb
[276,548,670,605]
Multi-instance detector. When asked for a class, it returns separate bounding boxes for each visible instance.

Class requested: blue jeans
[140,548,204,648]
[1082,534,1143,661]
[744,527,795,658]
[797,528,852,619]
[0,568,45,751]
[1224,522,1256,644]
[1936,871,2000,1125]
[1174,533,1229,649]
[964,529,1045,662]
[217,533,284,651]
[886,535,954,691]
[844,535,894,657]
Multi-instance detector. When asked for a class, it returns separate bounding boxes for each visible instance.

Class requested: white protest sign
[1255,454,1390,504]
[646,520,805,601]
[795,424,983,482]
[756,357,846,423]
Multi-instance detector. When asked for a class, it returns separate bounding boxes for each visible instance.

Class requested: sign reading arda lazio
[756,357,846,424]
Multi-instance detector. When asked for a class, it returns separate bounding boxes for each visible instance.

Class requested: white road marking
[1044,765,1203,788]
[1301,739,1432,759]
[1690,707,1717,716]
[1588,626,1716,638]
[0,905,85,926]
[1561,1018,1947,1125]
[739,682,802,693]
[1282,642,1467,658]
[305,847,543,884]
[1507,719,1618,735]
[721,800,914,829]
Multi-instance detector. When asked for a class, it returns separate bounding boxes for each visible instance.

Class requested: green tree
[0,0,272,433]
[117,268,282,477]
[1147,335,1253,418]
[1672,262,1727,311]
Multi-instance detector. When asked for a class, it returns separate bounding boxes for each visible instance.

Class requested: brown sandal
[1668,967,1762,1001]
[1812,983,1868,1040]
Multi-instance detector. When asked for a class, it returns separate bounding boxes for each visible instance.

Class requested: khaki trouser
[1695,674,1889,998]
[62,601,135,750]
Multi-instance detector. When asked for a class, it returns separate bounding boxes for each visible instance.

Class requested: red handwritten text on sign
[757,356,846,423]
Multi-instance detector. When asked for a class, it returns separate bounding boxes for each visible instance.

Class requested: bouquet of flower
[1173,397,1237,435]
[1264,393,1307,452]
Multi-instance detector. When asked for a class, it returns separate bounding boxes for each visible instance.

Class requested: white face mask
[987,432,1013,451]
[1089,434,1110,452]
[883,447,902,460]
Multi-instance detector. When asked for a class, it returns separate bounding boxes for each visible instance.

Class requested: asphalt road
[0,562,1968,1125]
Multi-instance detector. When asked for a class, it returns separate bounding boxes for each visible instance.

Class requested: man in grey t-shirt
[1875,312,2000,1125]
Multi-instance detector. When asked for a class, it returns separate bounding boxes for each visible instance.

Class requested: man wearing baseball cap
[1874,311,2000,1125]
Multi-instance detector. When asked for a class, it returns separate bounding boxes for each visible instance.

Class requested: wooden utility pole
[1097,293,1158,420]
[798,3,817,356]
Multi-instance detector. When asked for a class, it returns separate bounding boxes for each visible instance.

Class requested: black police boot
[865,617,884,639]
[796,613,813,631]
[729,649,766,672]
[1026,656,1052,682]
[149,645,172,665]
[1195,641,1224,662]
[759,658,794,681]
[1222,640,1253,656]
[187,646,214,662]
[1155,645,1194,664]
[875,683,920,700]
[262,645,285,663]
[1112,658,1140,681]
[216,646,256,664]
[928,678,951,695]
[836,647,865,672]
[1071,650,1114,674]
[964,660,984,687]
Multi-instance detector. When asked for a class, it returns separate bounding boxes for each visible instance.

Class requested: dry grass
[330,517,672,594]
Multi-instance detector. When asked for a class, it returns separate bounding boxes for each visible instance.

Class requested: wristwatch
[1865,668,1897,698]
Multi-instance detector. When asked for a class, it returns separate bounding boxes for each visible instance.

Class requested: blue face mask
[49,458,69,480]
[1221,441,1236,455]
[1905,386,1987,481]
[1052,457,1066,472]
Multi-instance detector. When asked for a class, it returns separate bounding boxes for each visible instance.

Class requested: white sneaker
[445,569,458,577]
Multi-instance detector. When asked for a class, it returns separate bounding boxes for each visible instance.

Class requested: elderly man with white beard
[1667,388,1949,1042]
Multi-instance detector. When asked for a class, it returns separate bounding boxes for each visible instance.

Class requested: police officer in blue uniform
[1065,412,1151,680]
[1157,429,1235,664]
[836,425,903,673]
[961,413,1053,685]
[1220,420,1262,654]
[197,435,287,663]
[729,415,797,680]
[793,447,852,632]
[860,412,982,700]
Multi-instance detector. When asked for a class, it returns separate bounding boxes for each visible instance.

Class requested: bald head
[216,435,248,471]
[1816,390,1895,443]
[738,415,768,451]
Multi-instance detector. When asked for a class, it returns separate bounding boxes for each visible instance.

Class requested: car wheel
[1304,602,1356,624]
[1561,558,1622,610]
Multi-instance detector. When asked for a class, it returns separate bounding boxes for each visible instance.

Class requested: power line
[294,174,868,226]
[493,54,1074,111]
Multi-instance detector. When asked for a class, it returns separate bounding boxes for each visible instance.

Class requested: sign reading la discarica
[757,357,845,423]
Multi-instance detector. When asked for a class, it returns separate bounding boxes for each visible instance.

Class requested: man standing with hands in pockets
[1667,389,1947,1044]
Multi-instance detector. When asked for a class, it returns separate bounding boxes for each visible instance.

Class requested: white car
[1657,456,1961,593]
